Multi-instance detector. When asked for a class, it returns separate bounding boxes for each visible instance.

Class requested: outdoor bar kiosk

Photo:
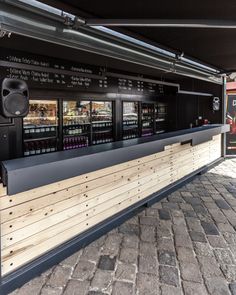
[0,1,230,293]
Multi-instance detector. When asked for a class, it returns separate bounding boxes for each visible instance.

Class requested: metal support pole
[222,74,227,157]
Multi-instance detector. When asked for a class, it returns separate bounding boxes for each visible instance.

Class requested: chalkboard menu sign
[0,49,177,96]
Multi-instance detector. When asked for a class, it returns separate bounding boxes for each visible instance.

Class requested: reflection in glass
[123,101,139,139]
[23,99,58,156]
[63,101,90,150]
[91,101,113,144]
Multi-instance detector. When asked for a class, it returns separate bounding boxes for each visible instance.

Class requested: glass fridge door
[155,102,168,134]
[23,99,58,156]
[122,101,139,139]
[91,101,113,144]
[141,103,154,137]
[63,100,90,150]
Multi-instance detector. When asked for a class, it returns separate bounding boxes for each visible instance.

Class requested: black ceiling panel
[39,0,236,71]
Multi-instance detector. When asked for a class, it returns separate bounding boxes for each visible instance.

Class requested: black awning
[39,0,236,72]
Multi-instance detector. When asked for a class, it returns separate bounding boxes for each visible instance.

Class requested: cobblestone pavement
[9,159,236,295]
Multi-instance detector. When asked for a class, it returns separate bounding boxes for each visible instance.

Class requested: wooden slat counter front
[0,125,229,280]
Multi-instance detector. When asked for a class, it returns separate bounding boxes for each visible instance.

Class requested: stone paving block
[197,256,223,278]
[160,285,182,295]
[162,202,179,210]
[229,244,236,259]
[119,223,139,236]
[159,265,179,287]
[136,273,159,295]
[158,209,171,220]
[140,216,159,226]
[158,250,176,266]
[60,252,81,268]
[176,247,197,263]
[112,281,134,295]
[139,254,158,274]
[183,197,202,205]
[119,247,138,264]
[189,231,207,243]
[81,245,101,263]
[145,207,158,216]
[181,191,192,197]
[205,277,231,295]
[196,213,213,223]
[91,269,113,292]
[201,221,220,235]
[122,235,139,249]
[172,224,188,236]
[223,232,236,244]
[229,283,236,295]
[140,225,156,242]
[98,255,116,271]
[139,241,157,256]
[182,281,208,295]
[40,286,63,295]
[217,222,235,233]
[170,209,184,217]
[193,242,214,257]
[16,276,47,295]
[47,266,72,288]
[157,237,175,252]
[208,209,228,223]
[221,264,236,281]
[63,280,90,295]
[204,202,219,210]
[88,291,108,295]
[179,262,202,283]
[115,263,136,282]
[73,260,95,280]
[183,210,197,218]
[102,234,123,256]
[156,225,171,238]
[179,203,193,211]
[175,233,193,248]
[214,248,235,265]
[172,216,186,226]
[215,199,231,210]
[192,204,208,215]
[207,235,227,248]
[90,236,107,248]
[185,217,203,232]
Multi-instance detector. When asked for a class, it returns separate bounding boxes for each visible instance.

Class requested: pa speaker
[213,97,220,111]
[1,78,29,118]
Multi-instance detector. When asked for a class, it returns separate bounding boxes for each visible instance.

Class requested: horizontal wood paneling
[0,134,221,275]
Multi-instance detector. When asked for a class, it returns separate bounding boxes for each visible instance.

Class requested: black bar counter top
[1,124,229,195]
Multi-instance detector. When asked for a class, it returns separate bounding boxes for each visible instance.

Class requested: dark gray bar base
[1,124,229,195]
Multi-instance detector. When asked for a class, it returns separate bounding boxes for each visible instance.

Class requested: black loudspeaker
[1,78,29,118]
[213,96,220,111]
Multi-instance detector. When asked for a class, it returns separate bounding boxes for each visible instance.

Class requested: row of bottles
[123,120,138,126]
[63,136,89,150]
[92,121,112,128]
[123,128,138,140]
[92,132,113,144]
[24,126,57,139]
[142,106,154,114]
[24,139,57,156]
[63,125,90,136]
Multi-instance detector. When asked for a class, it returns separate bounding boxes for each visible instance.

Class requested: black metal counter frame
[0,124,229,295]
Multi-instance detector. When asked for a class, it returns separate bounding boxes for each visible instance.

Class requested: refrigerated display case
[91,101,113,144]
[63,100,90,150]
[155,102,168,134]
[23,100,58,156]
[122,101,139,139]
[141,103,154,137]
